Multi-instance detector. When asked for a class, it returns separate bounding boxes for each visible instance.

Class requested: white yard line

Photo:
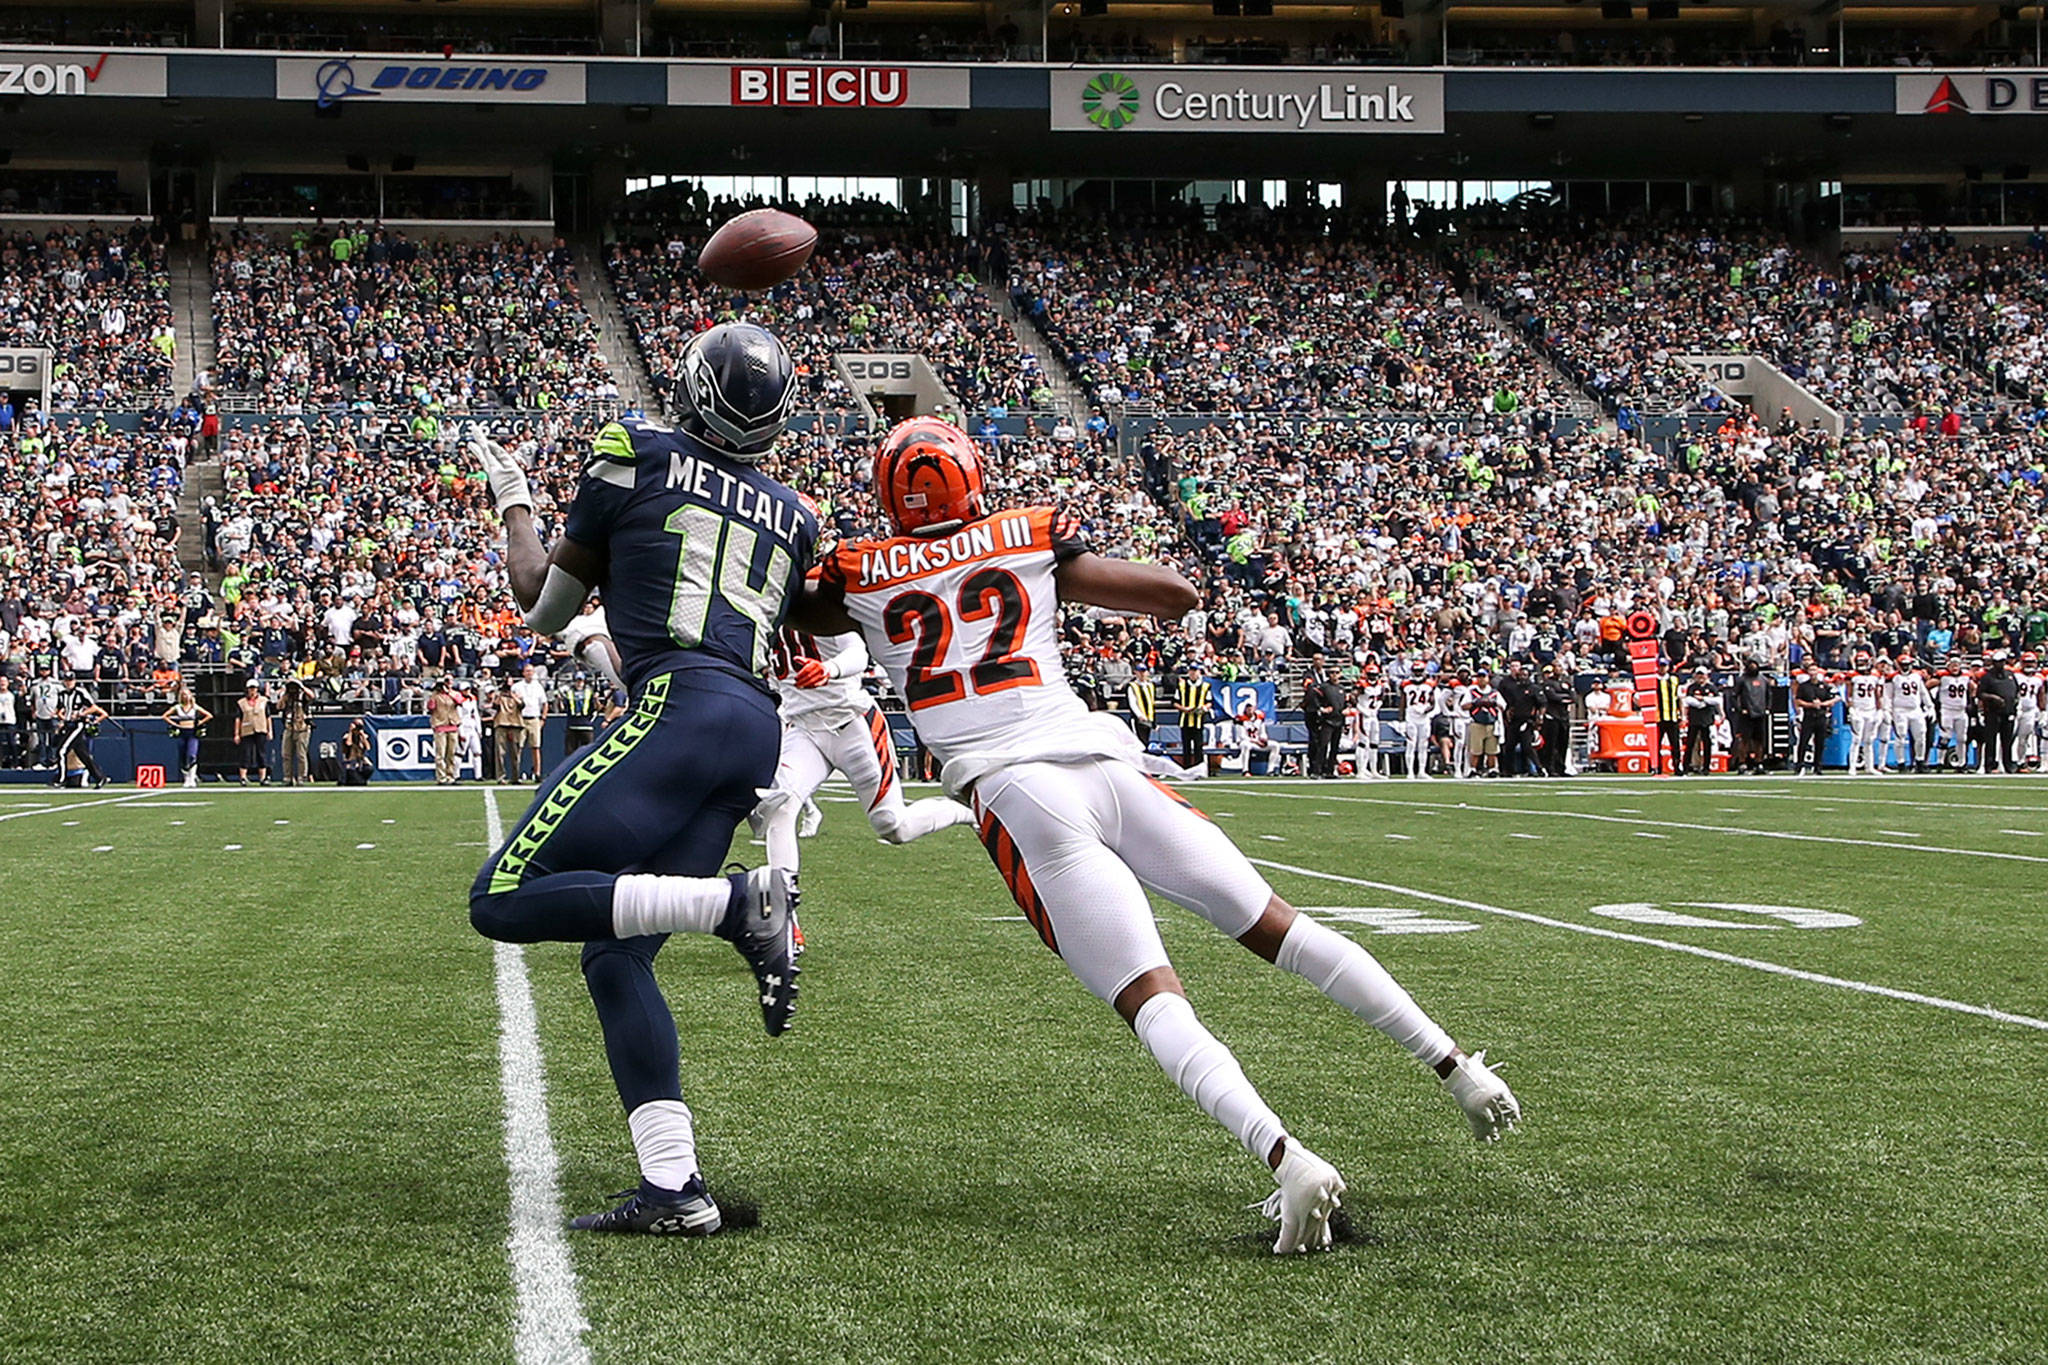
[1201,787,2048,865]
[484,789,591,1365]
[1249,857,2048,1035]
[0,791,165,823]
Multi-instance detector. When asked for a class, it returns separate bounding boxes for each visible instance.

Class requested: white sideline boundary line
[1248,857,2048,1034]
[484,789,591,1365]
[1202,787,2048,865]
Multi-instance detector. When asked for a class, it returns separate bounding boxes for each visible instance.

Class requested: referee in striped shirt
[1655,658,1685,776]
[1175,671,1211,769]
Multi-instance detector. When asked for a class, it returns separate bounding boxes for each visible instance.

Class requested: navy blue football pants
[470,670,780,1112]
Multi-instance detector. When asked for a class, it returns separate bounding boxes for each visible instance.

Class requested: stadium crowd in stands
[1007,204,1578,418]
[1466,217,2048,426]
[208,225,620,415]
[0,224,176,410]
[607,194,1043,420]
[1,204,2042,776]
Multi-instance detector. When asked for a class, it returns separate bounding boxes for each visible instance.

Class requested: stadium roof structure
[1,46,2044,181]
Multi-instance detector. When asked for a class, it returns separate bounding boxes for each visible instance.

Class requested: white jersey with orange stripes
[822,506,1140,796]
[770,627,873,731]
[1937,672,1973,718]
[1845,671,1887,715]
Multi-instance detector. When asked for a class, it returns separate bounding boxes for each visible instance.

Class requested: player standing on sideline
[1350,665,1386,779]
[1886,657,1934,773]
[750,622,975,879]
[2015,651,2043,770]
[465,323,814,1237]
[799,420,1519,1255]
[1401,669,1435,779]
[1935,660,1974,768]
[1844,654,1889,775]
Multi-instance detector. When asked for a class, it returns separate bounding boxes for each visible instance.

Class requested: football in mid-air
[697,209,818,291]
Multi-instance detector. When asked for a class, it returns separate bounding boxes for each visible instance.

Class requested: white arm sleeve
[523,564,591,635]
[821,634,870,681]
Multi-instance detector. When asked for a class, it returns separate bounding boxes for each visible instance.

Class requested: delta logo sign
[1898,72,2048,116]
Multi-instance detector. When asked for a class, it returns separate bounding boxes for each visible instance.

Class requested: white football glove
[558,607,623,689]
[468,421,532,514]
[557,606,609,659]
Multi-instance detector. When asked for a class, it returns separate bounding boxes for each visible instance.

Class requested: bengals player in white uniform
[1884,656,1934,773]
[2017,651,2044,769]
[797,419,1519,1254]
[751,624,974,873]
[1843,654,1890,774]
[1935,662,1974,767]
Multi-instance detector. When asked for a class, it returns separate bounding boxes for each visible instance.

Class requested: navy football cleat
[570,1176,723,1236]
[717,865,801,1036]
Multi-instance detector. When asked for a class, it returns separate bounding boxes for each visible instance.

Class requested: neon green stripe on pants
[487,675,671,895]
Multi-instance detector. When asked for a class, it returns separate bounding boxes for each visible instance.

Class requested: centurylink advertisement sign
[1052,69,1443,134]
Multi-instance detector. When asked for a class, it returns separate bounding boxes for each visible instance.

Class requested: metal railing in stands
[208,395,628,420]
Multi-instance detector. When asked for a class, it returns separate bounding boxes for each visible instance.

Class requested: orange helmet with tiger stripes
[874,418,985,537]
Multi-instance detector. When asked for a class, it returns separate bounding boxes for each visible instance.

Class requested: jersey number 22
[884,567,1042,710]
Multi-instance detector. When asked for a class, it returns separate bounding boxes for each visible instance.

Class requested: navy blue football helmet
[675,322,797,461]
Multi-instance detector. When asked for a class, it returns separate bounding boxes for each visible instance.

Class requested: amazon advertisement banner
[1053,69,1443,134]
[280,56,588,109]
[1898,71,2048,115]
[0,50,166,98]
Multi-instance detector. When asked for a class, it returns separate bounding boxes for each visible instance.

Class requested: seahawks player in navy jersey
[467,323,817,1236]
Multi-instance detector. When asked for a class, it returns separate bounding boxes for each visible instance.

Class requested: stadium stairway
[984,280,1088,422]
[168,240,213,398]
[1465,292,1606,425]
[571,238,659,415]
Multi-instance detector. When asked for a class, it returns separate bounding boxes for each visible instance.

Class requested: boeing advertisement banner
[1052,69,1444,134]
[279,56,589,108]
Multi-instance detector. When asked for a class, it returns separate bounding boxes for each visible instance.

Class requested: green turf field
[3,776,2046,1365]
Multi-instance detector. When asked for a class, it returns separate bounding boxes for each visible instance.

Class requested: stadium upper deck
[0,1,2039,69]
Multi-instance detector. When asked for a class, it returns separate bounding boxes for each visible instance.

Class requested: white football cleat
[1444,1050,1521,1142]
[1253,1142,1346,1254]
[797,797,823,839]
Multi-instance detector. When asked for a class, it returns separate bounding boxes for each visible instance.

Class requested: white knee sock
[627,1099,698,1191]
[1132,993,1288,1164]
[754,789,802,872]
[612,873,732,938]
[1276,915,1456,1066]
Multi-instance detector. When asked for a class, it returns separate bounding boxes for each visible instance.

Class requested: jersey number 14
[663,505,792,674]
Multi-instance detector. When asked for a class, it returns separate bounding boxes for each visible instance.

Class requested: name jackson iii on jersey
[818,506,1135,795]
